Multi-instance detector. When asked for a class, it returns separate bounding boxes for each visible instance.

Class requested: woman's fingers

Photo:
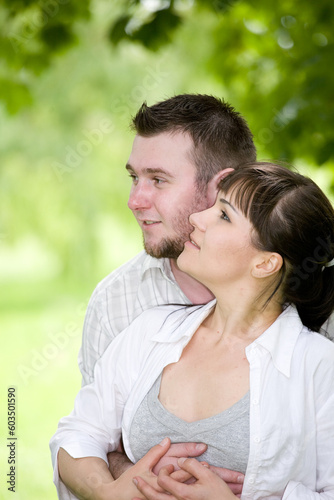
[133,475,176,500]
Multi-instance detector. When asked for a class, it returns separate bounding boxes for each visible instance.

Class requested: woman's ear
[251,253,283,278]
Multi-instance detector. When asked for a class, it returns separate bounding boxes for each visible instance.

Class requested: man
[78,94,256,495]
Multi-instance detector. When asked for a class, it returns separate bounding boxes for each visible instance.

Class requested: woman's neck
[206,292,283,343]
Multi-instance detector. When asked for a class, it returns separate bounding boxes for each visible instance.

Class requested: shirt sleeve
[78,253,146,387]
[78,277,132,387]
[282,354,334,500]
[78,288,107,386]
[50,321,145,499]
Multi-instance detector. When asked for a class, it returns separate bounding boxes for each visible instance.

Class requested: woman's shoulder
[298,325,334,364]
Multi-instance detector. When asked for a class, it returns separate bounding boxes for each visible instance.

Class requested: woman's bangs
[220,176,259,219]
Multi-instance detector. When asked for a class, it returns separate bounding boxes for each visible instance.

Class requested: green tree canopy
[1,0,334,284]
[108,0,334,166]
[0,0,90,113]
[1,0,333,165]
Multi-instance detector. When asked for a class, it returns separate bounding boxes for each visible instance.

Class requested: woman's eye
[221,210,230,222]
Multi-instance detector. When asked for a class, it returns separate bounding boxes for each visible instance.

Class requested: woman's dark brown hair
[218,162,334,332]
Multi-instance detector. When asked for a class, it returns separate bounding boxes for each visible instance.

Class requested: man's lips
[138,219,161,227]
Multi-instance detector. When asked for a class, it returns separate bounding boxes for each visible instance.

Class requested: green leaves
[1,0,333,167]
[108,4,182,50]
[0,0,91,113]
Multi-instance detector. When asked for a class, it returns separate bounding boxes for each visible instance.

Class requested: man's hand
[111,438,190,499]
[208,464,244,496]
[108,441,208,480]
[109,441,244,496]
[133,457,240,500]
[151,442,244,495]
[152,442,207,475]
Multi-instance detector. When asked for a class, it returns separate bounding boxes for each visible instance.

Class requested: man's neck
[170,259,214,305]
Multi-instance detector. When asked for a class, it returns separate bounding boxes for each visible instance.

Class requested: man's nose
[127,183,152,211]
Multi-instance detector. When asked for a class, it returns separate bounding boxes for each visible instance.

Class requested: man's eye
[153,178,165,185]
[128,174,138,184]
[220,210,230,222]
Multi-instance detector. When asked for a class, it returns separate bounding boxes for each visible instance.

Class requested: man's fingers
[209,465,244,485]
[157,464,194,497]
[169,468,193,483]
[140,437,171,470]
[161,464,174,475]
[208,466,244,495]
[176,457,211,480]
[164,442,207,458]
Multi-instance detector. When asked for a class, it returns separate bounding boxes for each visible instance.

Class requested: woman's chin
[176,251,188,270]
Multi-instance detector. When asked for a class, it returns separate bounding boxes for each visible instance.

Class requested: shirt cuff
[51,436,112,500]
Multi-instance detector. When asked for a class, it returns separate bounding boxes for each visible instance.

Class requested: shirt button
[248,477,255,484]
[252,398,259,405]
[254,436,260,443]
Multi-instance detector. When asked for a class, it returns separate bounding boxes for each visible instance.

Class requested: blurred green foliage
[109,0,334,166]
[0,0,333,284]
[0,0,334,498]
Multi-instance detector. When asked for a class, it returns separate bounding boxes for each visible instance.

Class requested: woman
[50,163,334,500]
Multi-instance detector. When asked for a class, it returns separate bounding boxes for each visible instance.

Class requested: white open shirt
[50,302,334,500]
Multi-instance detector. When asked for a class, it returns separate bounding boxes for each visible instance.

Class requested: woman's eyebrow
[219,197,238,214]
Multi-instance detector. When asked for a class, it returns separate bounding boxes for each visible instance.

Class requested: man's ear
[206,168,235,205]
[251,253,283,278]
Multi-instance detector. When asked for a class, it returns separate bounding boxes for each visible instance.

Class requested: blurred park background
[0,0,333,497]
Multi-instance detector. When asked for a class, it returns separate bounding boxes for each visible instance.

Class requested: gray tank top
[129,374,250,474]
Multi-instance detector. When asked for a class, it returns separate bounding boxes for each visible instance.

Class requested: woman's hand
[133,457,240,500]
[111,438,192,500]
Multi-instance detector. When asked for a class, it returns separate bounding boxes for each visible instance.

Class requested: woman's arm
[58,448,116,500]
[58,439,191,500]
[50,316,148,498]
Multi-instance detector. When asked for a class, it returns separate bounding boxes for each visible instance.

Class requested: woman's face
[177,191,261,290]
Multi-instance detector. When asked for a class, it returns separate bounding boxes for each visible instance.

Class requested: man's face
[127,132,211,259]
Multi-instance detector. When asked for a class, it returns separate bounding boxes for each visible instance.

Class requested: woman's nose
[189,209,208,230]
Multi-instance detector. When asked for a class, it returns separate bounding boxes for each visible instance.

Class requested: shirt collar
[248,304,304,378]
[151,300,217,343]
[152,299,305,378]
[141,253,176,285]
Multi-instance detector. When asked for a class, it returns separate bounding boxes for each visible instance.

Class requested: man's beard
[143,185,207,260]
[144,234,186,259]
